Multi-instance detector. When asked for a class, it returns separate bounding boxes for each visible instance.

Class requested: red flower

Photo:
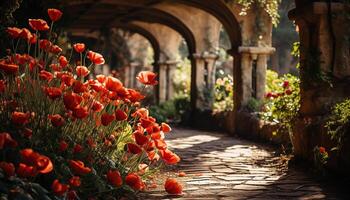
[161,123,171,133]
[159,149,180,165]
[107,170,123,187]
[6,27,22,39]
[11,111,30,125]
[19,28,33,41]
[59,140,68,152]
[91,101,104,112]
[69,160,91,175]
[125,173,144,191]
[285,89,292,95]
[164,178,182,195]
[0,60,19,74]
[50,45,62,54]
[29,34,37,44]
[52,179,69,196]
[50,63,62,72]
[39,39,52,50]
[128,89,145,102]
[140,117,155,128]
[39,70,54,82]
[17,163,38,178]
[127,143,142,154]
[35,155,53,174]
[319,147,326,154]
[134,131,149,146]
[0,132,18,149]
[69,176,81,187]
[22,128,33,138]
[76,66,90,77]
[59,55,68,67]
[0,162,15,177]
[101,113,115,126]
[115,109,127,121]
[61,74,74,86]
[28,19,49,31]
[73,43,85,53]
[48,8,63,22]
[72,105,89,119]
[73,81,88,93]
[96,74,106,83]
[87,51,105,65]
[49,114,65,127]
[155,139,167,150]
[67,190,78,200]
[73,144,83,154]
[136,71,158,85]
[283,81,289,88]
[105,76,123,92]
[44,87,62,100]
[63,92,83,110]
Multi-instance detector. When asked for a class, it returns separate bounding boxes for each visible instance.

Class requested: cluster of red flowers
[265,80,293,99]
[0,8,183,198]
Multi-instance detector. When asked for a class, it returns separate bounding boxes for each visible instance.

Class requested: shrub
[213,74,234,113]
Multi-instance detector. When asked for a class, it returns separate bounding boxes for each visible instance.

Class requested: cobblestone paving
[139,128,349,200]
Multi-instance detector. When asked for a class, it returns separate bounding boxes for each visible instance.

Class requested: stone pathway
[139,128,349,200]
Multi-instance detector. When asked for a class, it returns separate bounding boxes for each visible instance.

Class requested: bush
[213,74,234,113]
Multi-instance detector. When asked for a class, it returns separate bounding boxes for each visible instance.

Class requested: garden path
[139,128,349,200]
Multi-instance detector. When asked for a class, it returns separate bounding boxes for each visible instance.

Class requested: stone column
[129,62,138,88]
[256,54,268,100]
[124,65,130,88]
[166,60,178,101]
[158,62,167,103]
[193,52,218,110]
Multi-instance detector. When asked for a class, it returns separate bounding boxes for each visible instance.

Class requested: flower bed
[0,9,182,199]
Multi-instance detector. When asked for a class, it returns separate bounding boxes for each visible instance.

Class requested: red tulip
[17,163,38,178]
[115,109,127,121]
[59,55,68,67]
[0,60,19,74]
[136,71,158,85]
[0,162,15,177]
[107,170,123,187]
[28,19,49,31]
[50,45,62,54]
[125,173,144,191]
[48,8,63,22]
[134,131,149,146]
[52,179,69,196]
[6,27,22,39]
[49,114,65,127]
[44,87,62,100]
[69,160,91,175]
[105,76,123,92]
[159,149,180,165]
[59,140,68,152]
[164,178,182,195]
[101,113,115,126]
[72,106,89,119]
[63,93,83,110]
[11,111,30,125]
[127,143,142,154]
[87,50,105,65]
[161,123,171,133]
[73,43,85,53]
[76,66,90,77]
[69,176,81,187]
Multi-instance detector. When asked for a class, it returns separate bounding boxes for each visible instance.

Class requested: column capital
[238,46,275,55]
[156,59,179,66]
[192,52,218,60]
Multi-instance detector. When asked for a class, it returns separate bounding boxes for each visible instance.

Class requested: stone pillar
[158,62,167,103]
[193,52,218,110]
[256,54,268,100]
[124,65,130,88]
[166,60,178,101]
[129,62,138,88]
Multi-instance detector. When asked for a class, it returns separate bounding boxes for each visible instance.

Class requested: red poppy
[59,140,68,152]
[107,170,123,187]
[140,117,155,128]
[50,45,62,54]
[17,163,38,178]
[35,155,53,174]
[0,132,17,149]
[52,179,69,196]
[69,176,81,187]
[159,149,180,165]
[115,109,127,121]
[29,33,37,44]
[44,87,62,100]
[73,43,85,53]
[319,147,327,154]
[63,92,83,110]
[69,160,91,175]
[59,55,68,67]
[127,143,142,154]
[39,39,52,50]
[0,60,19,74]
[73,81,88,93]
[76,66,90,77]
[125,173,144,191]
[136,71,158,85]
[132,108,149,119]
[91,101,104,112]
[0,162,15,177]
[19,28,33,41]
[164,178,182,195]
[161,123,171,133]
[67,190,78,200]
[105,76,123,92]
[73,144,83,154]
[72,106,89,119]
[128,89,145,102]
[28,19,49,31]
[48,8,63,22]
[0,80,5,93]
[87,51,105,65]
[147,150,159,161]
[61,74,74,86]
[11,111,30,125]
[7,27,22,39]
[101,113,115,126]
[134,131,149,146]
[20,148,37,164]
[49,114,65,127]
[39,70,54,82]
[155,139,167,150]
[50,63,61,72]
[96,74,106,83]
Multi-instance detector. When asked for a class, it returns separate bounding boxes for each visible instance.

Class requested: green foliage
[213,74,234,113]
[173,59,191,97]
[247,98,263,113]
[326,99,350,150]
